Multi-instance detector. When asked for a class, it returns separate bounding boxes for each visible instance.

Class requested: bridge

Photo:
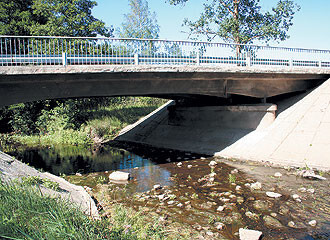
[1,36,330,170]
[0,36,330,107]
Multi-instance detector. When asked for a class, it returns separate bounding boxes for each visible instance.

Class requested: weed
[228,174,236,184]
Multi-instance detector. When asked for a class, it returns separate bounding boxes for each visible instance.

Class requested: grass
[228,173,236,184]
[0,179,184,240]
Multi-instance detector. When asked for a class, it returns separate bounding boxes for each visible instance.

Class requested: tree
[118,0,159,39]
[168,0,300,54]
[0,0,112,37]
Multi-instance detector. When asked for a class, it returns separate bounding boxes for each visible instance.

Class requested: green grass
[0,179,182,240]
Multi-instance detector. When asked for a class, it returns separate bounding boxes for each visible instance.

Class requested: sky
[92,0,330,50]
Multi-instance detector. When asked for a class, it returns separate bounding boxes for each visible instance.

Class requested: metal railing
[0,35,329,68]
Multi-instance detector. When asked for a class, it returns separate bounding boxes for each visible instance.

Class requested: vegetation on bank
[0,97,167,150]
[0,179,180,240]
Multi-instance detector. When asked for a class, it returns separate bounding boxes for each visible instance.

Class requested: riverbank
[0,97,167,151]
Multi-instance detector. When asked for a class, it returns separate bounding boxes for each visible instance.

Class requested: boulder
[109,171,130,181]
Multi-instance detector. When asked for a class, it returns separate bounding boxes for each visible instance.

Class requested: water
[7,143,330,240]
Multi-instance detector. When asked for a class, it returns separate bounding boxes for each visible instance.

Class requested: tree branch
[219,0,234,16]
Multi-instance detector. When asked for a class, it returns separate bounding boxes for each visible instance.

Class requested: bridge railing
[0,35,329,68]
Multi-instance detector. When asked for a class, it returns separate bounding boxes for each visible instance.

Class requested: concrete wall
[117,78,330,170]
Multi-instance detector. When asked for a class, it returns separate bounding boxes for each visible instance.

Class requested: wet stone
[253,200,270,211]
[263,215,285,229]
[239,228,263,240]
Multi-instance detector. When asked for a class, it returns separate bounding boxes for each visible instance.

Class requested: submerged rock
[263,216,284,229]
[109,171,130,181]
[239,228,262,240]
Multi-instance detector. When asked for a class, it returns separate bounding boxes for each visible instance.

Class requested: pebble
[235,185,242,191]
[231,169,239,174]
[239,228,263,240]
[177,203,183,208]
[274,172,282,177]
[75,173,82,176]
[298,187,307,192]
[209,160,217,167]
[288,221,295,228]
[292,194,300,199]
[217,206,225,212]
[270,213,277,217]
[237,197,244,204]
[187,165,193,169]
[307,188,315,194]
[266,192,282,198]
[215,222,225,230]
[308,220,317,227]
[167,200,175,205]
[177,162,182,167]
[153,184,162,190]
[250,182,262,190]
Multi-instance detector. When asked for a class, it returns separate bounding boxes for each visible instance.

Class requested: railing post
[134,53,139,65]
[318,60,322,68]
[289,59,293,68]
[196,53,200,65]
[62,52,67,66]
[246,57,251,67]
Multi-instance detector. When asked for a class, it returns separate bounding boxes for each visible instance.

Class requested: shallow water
[8,143,330,240]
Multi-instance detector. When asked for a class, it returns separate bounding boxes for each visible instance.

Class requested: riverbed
[7,142,330,240]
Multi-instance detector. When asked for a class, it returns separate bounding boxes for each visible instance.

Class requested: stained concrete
[117,78,330,170]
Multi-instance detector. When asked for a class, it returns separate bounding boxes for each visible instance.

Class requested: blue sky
[92,0,330,50]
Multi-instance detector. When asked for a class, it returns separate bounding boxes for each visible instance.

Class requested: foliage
[168,0,300,51]
[19,176,60,191]
[228,173,236,183]
[0,179,182,240]
[118,0,159,39]
[0,0,112,37]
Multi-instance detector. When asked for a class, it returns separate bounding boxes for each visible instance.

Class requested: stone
[215,222,225,230]
[292,194,300,199]
[245,211,259,220]
[274,172,282,177]
[177,203,183,208]
[209,160,217,167]
[236,185,242,191]
[177,162,183,167]
[279,206,290,215]
[209,172,217,177]
[217,206,225,212]
[167,200,175,205]
[263,216,284,229]
[298,187,307,192]
[270,213,277,218]
[75,173,82,176]
[153,184,162,190]
[307,188,315,194]
[298,170,326,180]
[187,165,193,169]
[253,200,269,211]
[266,192,282,198]
[308,220,317,227]
[250,182,262,190]
[109,171,130,181]
[288,221,295,228]
[239,228,262,240]
[237,197,244,204]
[231,169,239,174]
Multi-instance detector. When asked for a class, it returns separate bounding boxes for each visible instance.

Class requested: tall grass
[0,179,179,240]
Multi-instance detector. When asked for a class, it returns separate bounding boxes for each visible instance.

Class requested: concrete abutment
[116,78,330,170]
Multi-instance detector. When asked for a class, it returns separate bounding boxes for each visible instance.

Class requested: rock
[236,185,242,191]
[308,220,317,227]
[237,197,244,204]
[288,221,295,228]
[109,171,130,181]
[298,187,307,192]
[215,222,225,230]
[209,161,217,167]
[250,182,262,190]
[307,188,315,194]
[263,216,284,229]
[217,206,225,212]
[279,206,290,215]
[292,194,300,200]
[274,172,282,177]
[167,200,175,205]
[231,169,239,174]
[75,173,82,176]
[209,172,217,177]
[187,165,193,169]
[266,192,282,198]
[153,184,162,190]
[177,162,182,167]
[298,170,326,180]
[239,228,262,240]
[253,200,269,211]
[245,211,259,220]
[177,203,183,208]
[270,213,277,217]
[245,183,251,187]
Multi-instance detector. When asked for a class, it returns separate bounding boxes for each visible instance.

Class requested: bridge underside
[0,66,329,107]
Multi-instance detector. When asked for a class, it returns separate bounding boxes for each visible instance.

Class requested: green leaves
[118,0,160,39]
[0,0,112,37]
[169,0,300,46]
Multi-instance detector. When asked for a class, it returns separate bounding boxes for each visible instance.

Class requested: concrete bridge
[1,36,330,169]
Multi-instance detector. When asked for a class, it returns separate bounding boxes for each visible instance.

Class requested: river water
[8,142,330,240]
